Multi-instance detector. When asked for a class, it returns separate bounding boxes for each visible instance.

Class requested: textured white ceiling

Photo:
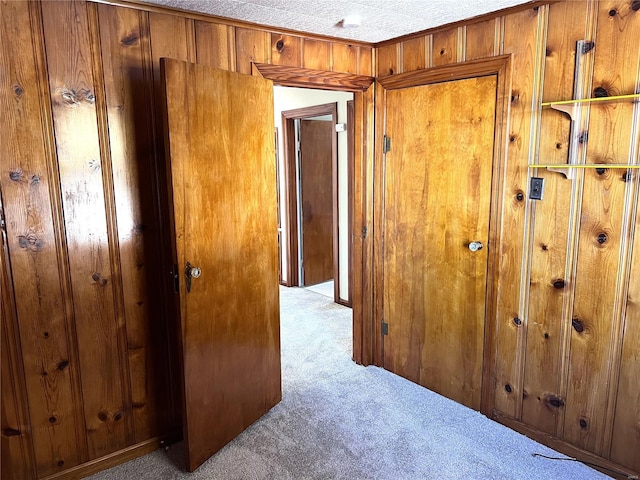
[140,0,533,43]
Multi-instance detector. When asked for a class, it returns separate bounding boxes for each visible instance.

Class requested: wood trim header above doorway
[377,54,512,89]
[252,63,374,91]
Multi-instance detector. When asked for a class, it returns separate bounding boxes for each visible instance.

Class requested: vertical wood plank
[563,0,640,455]
[432,27,458,66]
[402,36,426,72]
[492,6,542,419]
[195,21,231,70]
[302,38,332,70]
[97,3,172,443]
[522,1,588,436]
[271,33,302,67]
[235,27,269,74]
[359,46,373,76]
[466,18,499,60]
[377,43,400,76]
[1,205,35,480]
[332,42,357,74]
[0,1,85,475]
[40,0,128,459]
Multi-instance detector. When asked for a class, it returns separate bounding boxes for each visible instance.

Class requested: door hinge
[171,264,179,293]
[383,135,391,154]
[381,321,389,336]
[362,226,368,238]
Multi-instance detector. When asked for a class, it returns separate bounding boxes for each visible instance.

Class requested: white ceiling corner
[139,0,534,43]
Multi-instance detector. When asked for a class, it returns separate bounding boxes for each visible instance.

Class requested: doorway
[276,89,354,306]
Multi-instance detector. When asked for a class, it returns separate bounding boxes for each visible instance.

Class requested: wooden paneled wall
[375,0,640,475]
[0,1,372,478]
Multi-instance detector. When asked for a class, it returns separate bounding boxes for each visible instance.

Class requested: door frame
[252,63,375,365]
[281,103,337,292]
[374,55,512,415]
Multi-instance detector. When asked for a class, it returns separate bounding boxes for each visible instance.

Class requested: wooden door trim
[374,55,513,416]
[252,63,375,365]
[281,103,338,294]
[252,63,374,91]
[345,100,355,308]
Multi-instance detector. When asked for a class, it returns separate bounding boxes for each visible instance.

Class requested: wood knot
[581,41,595,54]
[61,88,80,105]
[120,32,139,46]
[504,384,513,393]
[92,272,101,282]
[275,39,284,52]
[544,394,565,409]
[545,47,552,57]
[511,92,520,103]
[13,84,24,96]
[544,332,550,339]
[18,234,44,252]
[513,317,522,326]
[579,417,589,429]
[593,86,609,97]
[509,134,516,143]
[622,171,632,182]
[439,49,445,55]
[515,191,525,202]
[633,0,640,12]
[57,360,69,371]
[57,460,65,467]
[48,416,57,424]
[31,174,41,185]
[597,232,608,244]
[608,8,617,16]
[3,427,21,437]
[578,131,588,144]
[572,317,585,333]
[113,411,123,421]
[555,142,562,149]
[541,244,548,251]
[98,411,109,422]
[43,331,50,338]
[596,168,607,176]
[552,279,565,289]
[9,169,24,182]
[388,68,394,75]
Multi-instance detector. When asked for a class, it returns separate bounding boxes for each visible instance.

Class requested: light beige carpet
[88,286,610,480]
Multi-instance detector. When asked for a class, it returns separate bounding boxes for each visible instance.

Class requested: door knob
[468,241,483,252]
[185,262,202,293]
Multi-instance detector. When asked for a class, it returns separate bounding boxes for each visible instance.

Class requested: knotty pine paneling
[235,27,269,74]
[195,21,232,70]
[0,1,86,476]
[1,1,371,478]
[96,3,173,443]
[40,0,131,459]
[402,36,427,72]
[564,0,640,455]
[465,18,499,61]
[492,6,545,420]
[271,33,302,67]
[373,1,640,476]
[522,0,588,437]
[302,38,332,70]
[431,27,459,66]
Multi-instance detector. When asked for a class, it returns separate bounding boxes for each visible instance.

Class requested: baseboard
[492,410,638,480]
[40,430,181,480]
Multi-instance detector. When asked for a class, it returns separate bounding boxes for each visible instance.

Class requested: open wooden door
[299,119,334,286]
[381,75,497,410]
[161,58,281,472]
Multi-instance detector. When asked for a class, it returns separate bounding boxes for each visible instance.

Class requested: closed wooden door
[382,75,497,410]
[300,119,334,286]
[161,58,281,472]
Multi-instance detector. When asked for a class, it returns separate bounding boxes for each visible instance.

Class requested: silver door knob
[468,241,483,252]
[187,264,202,278]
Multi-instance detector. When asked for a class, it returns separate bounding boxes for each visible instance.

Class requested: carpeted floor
[305,280,334,298]
[89,286,609,480]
